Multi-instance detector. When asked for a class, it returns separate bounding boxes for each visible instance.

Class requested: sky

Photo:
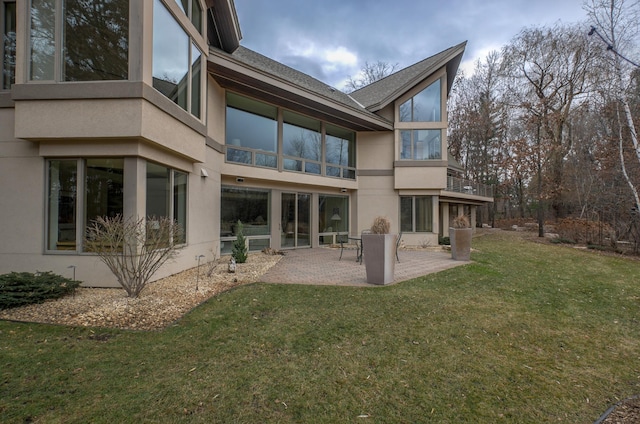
[233,0,591,90]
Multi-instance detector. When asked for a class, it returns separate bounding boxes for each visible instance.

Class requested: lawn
[1,231,639,423]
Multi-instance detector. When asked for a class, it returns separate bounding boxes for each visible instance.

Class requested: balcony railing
[446,176,494,198]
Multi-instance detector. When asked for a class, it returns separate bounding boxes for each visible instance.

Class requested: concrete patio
[259,246,469,287]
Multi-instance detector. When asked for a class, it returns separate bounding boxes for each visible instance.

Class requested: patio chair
[396,231,403,262]
[359,229,371,264]
[337,233,349,260]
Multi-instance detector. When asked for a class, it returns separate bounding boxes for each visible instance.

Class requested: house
[0,0,492,287]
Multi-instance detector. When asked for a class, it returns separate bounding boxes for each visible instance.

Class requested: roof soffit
[206,0,242,53]
[208,48,393,131]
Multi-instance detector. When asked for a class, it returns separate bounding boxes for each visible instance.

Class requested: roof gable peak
[350,41,467,112]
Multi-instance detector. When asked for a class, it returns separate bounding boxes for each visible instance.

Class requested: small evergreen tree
[232,220,248,263]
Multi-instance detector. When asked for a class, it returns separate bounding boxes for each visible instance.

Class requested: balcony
[446,176,494,199]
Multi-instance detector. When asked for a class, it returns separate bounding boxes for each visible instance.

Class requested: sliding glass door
[281,192,310,248]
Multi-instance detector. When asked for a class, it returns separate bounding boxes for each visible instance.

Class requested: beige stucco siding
[394,166,447,190]
[14,98,206,163]
[357,132,394,170]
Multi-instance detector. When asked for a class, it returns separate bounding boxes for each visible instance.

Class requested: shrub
[232,220,248,263]
[371,216,391,234]
[556,218,614,245]
[439,236,451,246]
[85,215,184,298]
[0,271,80,310]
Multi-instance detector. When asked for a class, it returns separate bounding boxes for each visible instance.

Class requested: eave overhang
[205,0,242,53]
[207,50,393,132]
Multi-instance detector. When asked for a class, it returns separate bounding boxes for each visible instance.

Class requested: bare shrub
[85,215,184,298]
[555,218,614,245]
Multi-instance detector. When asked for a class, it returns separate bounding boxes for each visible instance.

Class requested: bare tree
[586,0,640,218]
[501,23,599,234]
[85,215,184,298]
[344,61,400,92]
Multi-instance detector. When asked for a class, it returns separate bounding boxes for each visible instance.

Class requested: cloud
[233,0,588,88]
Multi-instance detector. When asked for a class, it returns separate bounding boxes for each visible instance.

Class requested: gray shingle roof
[350,41,467,111]
[210,41,465,128]
[230,46,368,112]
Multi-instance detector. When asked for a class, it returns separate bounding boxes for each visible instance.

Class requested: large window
[153,0,202,118]
[319,195,349,245]
[226,93,277,168]
[47,158,124,251]
[2,0,15,89]
[146,162,187,244]
[220,187,270,254]
[400,129,441,160]
[30,0,129,82]
[283,111,322,174]
[225,93,356,179]
[399,79,441,122]
[326,124,355,179]
[400,196,433,233]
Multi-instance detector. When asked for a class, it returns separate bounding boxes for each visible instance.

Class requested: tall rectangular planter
[449,227,472,261]
[362,233,396,285]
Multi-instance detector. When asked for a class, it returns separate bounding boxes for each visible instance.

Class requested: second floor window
[2,0,15,89]
[29,0,129,82]
[153,0,202,118]
[225,92,356,179]
[399,79,441,122]
[400,129,441,160]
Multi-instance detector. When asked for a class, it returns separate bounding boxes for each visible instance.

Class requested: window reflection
[30,0,129,82]
[226,93,277,153]
[153,0,189,110]
[173,171,187,244]
[283,111,321,162]
[146,162,187,245]
[30,0,56,80]
[48,160,78,250]
[174,0,201,33]
[220,187,270,253]
[225,93,356,179]
[400,79,441,122]
[2,1,16,89]
[63,0,129,81]
[400,129,441,160]
[190,43,201,118]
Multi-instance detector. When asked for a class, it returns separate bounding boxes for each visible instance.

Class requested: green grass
[2,232,640,423]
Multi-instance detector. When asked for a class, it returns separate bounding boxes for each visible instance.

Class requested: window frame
[46,157,126,254]
[28,0,130,83]
[174,0,203,35]
[399,78,442,123]
[1,0,16,90]
[400,195,434,233]
[146,161,188,246]
[400,129,442,160]
[220,186,271,254]
[152,0,203,118]
[225,92,357,180]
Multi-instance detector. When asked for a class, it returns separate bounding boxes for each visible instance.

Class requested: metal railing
[446,176,494,198]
